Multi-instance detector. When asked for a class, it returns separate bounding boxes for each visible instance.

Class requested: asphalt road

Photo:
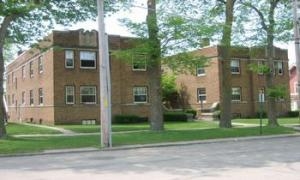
[1,136,300,180]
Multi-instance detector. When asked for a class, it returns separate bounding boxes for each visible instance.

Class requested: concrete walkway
[11,123,300,138]
[22,123,75,134]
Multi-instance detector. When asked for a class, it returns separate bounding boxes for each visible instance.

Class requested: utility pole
[97,0,112,148]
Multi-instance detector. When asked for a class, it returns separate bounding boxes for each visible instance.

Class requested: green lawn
[0,126,296,155]
[233,117,300,125]
[0,135,100,154]
[6,123,61,135]
[59,121,219,133]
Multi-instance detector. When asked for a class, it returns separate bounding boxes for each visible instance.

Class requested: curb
[1,133,300,158]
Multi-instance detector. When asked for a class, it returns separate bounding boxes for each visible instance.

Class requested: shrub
[256,111,267,118]
[163,112,188,122]
[113,115,148,124]
[287,111,299,117]
[185,109,197,118]
[212,110,221,120]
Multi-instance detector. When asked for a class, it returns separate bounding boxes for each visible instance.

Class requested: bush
[287,111,299,117]
[256,111,267,118]
[163,112,188,122]
[185,109,197,118]
[212,110,221,120]
[113,115,148,124]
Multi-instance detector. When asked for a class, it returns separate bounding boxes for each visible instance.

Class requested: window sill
[132,69,147,71]
[80,67,96,69]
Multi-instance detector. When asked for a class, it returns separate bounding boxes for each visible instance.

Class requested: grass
[59,121,219,133]
[233,117,300,125]
[113,126,296,145]
[0,126,296,155]
[0,136,100,154]
[6,123,61,135]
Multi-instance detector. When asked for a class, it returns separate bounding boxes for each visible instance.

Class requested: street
[1,136,300,180]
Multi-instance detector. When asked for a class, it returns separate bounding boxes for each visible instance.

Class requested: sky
[56,1,147,37]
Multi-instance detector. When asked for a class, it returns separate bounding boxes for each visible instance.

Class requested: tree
[0,0,124,138]
[218,0,236,128]
[146,0,164,131]
[240,0,292,126]
[116,0,208,131]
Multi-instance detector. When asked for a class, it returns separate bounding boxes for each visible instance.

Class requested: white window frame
[80,51,96,69]
[133,86,148,103]
[132,54,147,71]
[196,65,205,76]
[230,59,240,74]
[29,61,34,78]
[232,87,241,102]
[39,88,43,105]
[197,88,206,103]
[65,50,74,68]
[277,61,283,75]
[38,56,43,74]
[80,86,96,104]
[66,86,75,104]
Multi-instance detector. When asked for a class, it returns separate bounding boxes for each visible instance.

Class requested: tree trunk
[265,2,279,127]
[147,0,164,131]
[0,46,7,139]
[219,0,235,128]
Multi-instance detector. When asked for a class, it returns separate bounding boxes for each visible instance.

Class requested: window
[277,61,283,75]
[196,65,205,76]
[7,74,9,84]
[12,72,14,84]
[22,91,25,104]
[133,86,148,103]
[38,57,43,73]
[29,61,34,78]
[30,90,34,105]
[132,54,147,71]
[66,86,75,104]
[232,87,241,101]
[22,66,25,79]
[197,88,206,102]
[7,95,10,106]
[80,51,96,69]
[258,88,265,102]
[39,88,43,105]
[65,50,74,68]
[80,86,96,104]
[14,78,17,89]
[12,94,14,105]
[258,61,265,75]
[231,59,240,74]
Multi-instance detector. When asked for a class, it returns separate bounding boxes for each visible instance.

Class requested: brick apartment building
[176,46,291,118]
[5,29,151,124]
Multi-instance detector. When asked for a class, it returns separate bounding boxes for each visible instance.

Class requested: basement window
[82,119,96,125]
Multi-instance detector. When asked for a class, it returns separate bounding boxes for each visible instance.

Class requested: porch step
[199,112,214,121]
